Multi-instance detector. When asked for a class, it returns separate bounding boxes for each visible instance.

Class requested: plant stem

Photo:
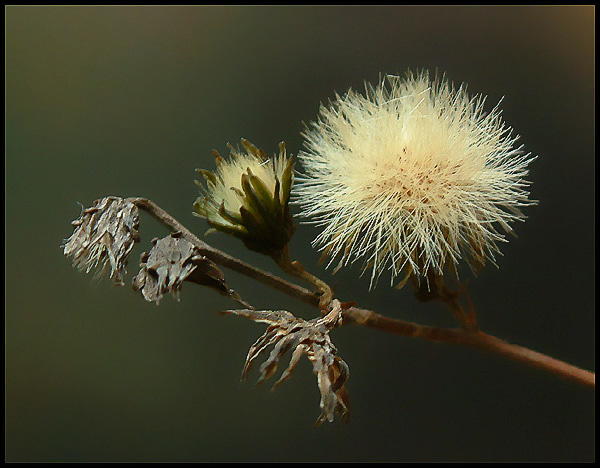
[272,244,334,312]
[128,197,595,389]
[413,271,479,331]
[344,307,595,388]
[127,197,319,307]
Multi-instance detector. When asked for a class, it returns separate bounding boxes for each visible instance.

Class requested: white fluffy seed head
[294,71,536,288]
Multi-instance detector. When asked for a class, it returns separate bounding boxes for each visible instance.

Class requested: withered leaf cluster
[133,232,235,304]
[224,302,350,425]
[63,197,140,285]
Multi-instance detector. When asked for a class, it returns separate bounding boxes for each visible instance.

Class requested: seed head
[194,139,295,257]
[295,72,536,288]
[63,197,140,285]
[132,233,233,305]
[223,300,350,425]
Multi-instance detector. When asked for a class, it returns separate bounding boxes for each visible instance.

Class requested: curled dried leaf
[63,197,140,285]
[223,300,349,425]
[132,233,243,305]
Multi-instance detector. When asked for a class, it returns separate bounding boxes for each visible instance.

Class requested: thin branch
[127,197,595,389]
[344,307,595,388]
[127,197,319,307]
[272,244,334,312]
[413,271,479,332]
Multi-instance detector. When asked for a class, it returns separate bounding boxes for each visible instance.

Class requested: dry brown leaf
[223,300,350,425]
[132,232,242,305]
[63,197,140,285]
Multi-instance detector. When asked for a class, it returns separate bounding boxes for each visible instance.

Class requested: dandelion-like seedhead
[295,71,536,288]
[194,139,295,257]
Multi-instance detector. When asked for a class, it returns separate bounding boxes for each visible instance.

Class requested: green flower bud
[193,139,295,257]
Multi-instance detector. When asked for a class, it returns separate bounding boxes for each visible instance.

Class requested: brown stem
[127,197,319,307]
[127,197,594,389]
[414,271,478,331]
[272,244,334,312]
[344,307,595,388]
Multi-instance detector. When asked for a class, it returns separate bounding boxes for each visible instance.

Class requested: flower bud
[193,139,295,257]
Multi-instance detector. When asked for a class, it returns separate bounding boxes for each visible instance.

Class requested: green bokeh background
[5,6,594,462]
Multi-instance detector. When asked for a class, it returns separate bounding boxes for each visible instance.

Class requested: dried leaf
[63,197,140,285]
[223,300,350,425]
[132,233,240,305]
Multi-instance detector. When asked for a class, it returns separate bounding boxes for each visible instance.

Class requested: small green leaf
[239,206,268,240]
[213,149,225,167]
[208,219,248,237]
[193,198,207,217]
[273,178,281,213]
[218,202,245,226]
[241,139,267,161]
[195,168,218,185]
[281,157,294,206]
[241,172,271,226]
[249,171,276,213]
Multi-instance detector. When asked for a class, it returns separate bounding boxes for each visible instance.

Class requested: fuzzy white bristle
[294,71,536,288]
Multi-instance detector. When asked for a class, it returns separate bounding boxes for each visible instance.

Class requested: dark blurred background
[5,6,594,462]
